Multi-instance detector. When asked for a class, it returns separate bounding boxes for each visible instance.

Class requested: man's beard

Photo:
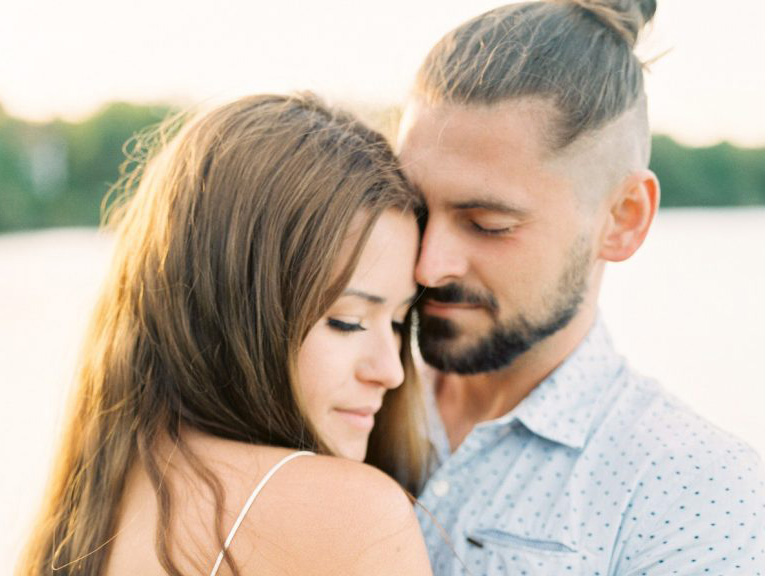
[417,237,591,375]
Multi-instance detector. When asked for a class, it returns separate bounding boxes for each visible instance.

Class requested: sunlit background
[0,0,764,569]
[1,0,764,146]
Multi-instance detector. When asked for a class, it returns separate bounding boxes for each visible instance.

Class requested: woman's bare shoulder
[284,453,408,503]
[231,452,433,575]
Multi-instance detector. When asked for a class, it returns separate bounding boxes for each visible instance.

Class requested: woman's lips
[334,407,378,430]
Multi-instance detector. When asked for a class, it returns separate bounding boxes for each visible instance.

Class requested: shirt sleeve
[614,449,765,575]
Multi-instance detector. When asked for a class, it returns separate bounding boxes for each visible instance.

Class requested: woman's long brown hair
[17,93,428,575]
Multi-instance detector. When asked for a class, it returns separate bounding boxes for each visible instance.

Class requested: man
[397,1,764,574]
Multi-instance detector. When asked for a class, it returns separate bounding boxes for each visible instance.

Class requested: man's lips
[421,299,483,314]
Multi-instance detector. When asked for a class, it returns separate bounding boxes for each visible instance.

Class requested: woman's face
[297,210,419,461]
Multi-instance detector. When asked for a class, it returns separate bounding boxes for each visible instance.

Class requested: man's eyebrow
[450,198,528,216]
[342,289,418,307]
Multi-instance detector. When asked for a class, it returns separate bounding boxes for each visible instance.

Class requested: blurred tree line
[650,136,764,208]
[0,101,764,233]
[0,102,173,233]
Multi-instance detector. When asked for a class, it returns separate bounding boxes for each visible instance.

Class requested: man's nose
[415,218,468,287]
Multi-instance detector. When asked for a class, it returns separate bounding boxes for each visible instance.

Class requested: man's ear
[599,169,660,262]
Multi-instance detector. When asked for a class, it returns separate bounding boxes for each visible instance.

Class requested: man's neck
[436,305,597,452]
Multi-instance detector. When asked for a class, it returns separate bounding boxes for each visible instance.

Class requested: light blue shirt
[417,318,764,575]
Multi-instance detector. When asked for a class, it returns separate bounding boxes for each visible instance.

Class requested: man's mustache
[418,283,499,313]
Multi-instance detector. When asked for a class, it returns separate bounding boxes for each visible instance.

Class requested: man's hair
[414,0,657,152]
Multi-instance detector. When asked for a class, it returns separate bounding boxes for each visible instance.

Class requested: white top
[209,450,315,576]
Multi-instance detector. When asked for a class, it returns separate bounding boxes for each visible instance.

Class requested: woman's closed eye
[327,317,407,340]
[327,318,365,332]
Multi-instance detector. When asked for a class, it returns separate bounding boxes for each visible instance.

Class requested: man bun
[415,0,656,150]
[564,0,656,46]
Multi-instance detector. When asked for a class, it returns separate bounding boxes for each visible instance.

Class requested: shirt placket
[420,423,513,542]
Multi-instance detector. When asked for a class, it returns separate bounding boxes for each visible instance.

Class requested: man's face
[397,99,596,374]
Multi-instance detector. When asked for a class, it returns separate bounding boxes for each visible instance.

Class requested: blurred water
[0,208,764,568]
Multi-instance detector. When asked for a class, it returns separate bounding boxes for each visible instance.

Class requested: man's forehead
[400,156,536,217]
[399,95,557,131]
[397,96,557,160]
[397,97,581,214]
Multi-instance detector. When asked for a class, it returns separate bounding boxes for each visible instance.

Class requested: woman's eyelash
[327,318,365,332]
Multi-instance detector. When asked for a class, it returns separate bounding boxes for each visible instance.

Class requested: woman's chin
[327,438,368,462]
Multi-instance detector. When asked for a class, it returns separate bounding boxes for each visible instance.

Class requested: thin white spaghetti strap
[209,450,315,576]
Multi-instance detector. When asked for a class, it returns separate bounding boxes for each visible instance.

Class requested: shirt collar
[485,316,625,450]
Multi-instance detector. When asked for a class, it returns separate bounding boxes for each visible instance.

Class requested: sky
[1,0,764,147]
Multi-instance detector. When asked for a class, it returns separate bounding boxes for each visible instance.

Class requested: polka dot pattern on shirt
[417,319,765,576]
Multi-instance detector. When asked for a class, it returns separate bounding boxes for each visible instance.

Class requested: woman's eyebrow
[342,289,419,307]
[342,289,385,304]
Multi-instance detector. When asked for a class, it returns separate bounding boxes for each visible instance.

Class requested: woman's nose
[357,328,405,390]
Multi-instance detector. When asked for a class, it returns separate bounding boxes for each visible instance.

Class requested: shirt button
[432,479,450,497]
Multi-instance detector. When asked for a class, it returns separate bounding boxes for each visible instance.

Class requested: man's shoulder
[566,369,763,574]
[595,372,765,575]
[584,367,763,524]
[598,368,761,469]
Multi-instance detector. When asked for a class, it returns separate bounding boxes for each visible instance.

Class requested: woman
[18,94,433,575]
